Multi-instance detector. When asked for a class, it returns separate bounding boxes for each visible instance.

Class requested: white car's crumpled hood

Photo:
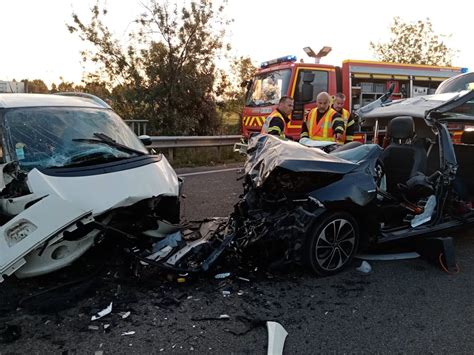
[26,158,179,215]
[0,158,179,281]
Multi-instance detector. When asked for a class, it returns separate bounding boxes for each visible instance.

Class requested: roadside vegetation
[18,3,456,145]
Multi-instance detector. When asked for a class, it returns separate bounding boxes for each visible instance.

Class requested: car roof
[0,93,110,109]
[359,92,463,127]
[436,72,474,94]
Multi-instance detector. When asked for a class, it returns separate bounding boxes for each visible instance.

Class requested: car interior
[371,114,474,222]
[453,130,474,202]
[380,116,429,196]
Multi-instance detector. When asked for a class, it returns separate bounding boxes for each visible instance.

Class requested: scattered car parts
[266,321,288,355]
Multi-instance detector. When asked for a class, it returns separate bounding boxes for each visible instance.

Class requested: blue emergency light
[260,55,297,69]
[461,67,469,73]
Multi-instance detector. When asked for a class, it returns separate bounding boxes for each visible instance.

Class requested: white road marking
[178,167,241,177]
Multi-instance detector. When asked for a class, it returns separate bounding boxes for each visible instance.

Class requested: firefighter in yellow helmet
[332,92,356,143]
[261,96,294,139]
[300,92,345,142]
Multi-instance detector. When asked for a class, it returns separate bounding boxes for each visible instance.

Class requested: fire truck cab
[242,55,465,142]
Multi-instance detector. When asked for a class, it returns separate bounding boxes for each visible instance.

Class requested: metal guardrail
[124,119,148,136]
[149,135,241,148]
[148,135,241,161]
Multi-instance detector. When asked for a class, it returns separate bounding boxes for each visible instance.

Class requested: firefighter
[300,92,345,142]
[261,96,294,139]
[332,92,356,143]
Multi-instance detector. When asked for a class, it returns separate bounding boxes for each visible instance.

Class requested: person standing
[261,96,294,139]
[300,92,345,142]
[332,92,356,143]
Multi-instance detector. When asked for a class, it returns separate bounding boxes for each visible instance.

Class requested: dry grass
[222,112,241,135]
[159,145,246,168]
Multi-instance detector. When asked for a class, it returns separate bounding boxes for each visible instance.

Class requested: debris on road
[214,272,231,279]
[266,321,288,355]
[121,331,135,336]
[91,302,113,321]
[356,261,372,274]
[191,314,230,321]
[120,311,131,319]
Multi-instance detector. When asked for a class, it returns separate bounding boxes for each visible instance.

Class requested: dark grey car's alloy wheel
[306,212,359,276]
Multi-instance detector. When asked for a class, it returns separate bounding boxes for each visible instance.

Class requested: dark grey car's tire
[305,212,359,276]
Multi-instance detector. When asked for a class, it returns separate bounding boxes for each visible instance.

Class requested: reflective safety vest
[305,108,339,142]
[261,110,287,139]
[339,108,352,143]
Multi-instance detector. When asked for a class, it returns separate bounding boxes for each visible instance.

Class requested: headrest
[387,116,415,140]
[461,130,474,144]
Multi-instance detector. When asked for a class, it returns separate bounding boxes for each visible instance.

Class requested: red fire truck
[241,55,465,142]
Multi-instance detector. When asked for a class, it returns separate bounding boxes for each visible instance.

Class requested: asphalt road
[1,163,474,354]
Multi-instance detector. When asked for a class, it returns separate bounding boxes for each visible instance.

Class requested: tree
[83,81,111,99]
[57,80,77,92]
[214,56,256,134]
[223,56,256,115]
[68,0,232,135]
[370,17,457,66]
[23,79,48,93]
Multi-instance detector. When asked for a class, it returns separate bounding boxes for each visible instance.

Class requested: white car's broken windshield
[3,107,148,170]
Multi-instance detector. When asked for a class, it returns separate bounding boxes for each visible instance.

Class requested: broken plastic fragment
[214,272,231,279]
[266,321,288,355]
[153,231,182,250]
[219,314,230,319]
[356,261,372,274]
[121,331,135,336]
[121,311,131,319]
[222,290,231,296]
[237,277,250,282]
[91,302,113,321]
[411,195,436,227]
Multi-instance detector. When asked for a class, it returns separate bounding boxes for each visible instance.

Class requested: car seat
[380,116,428,195]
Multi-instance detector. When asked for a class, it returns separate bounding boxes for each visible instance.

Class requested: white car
[0,93,180,281]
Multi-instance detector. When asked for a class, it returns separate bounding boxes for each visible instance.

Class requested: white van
[0,93,180,281]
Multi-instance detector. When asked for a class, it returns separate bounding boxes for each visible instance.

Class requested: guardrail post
[167,148,174,162]
[217,146,222,160]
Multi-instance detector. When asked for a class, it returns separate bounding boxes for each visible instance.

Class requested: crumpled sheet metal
[245,135,357,188]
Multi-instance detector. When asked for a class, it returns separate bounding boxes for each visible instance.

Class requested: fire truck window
[294,70,328,102]
[245,69,291,106]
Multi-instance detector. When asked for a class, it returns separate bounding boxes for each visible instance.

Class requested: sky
[0,0,472,87]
